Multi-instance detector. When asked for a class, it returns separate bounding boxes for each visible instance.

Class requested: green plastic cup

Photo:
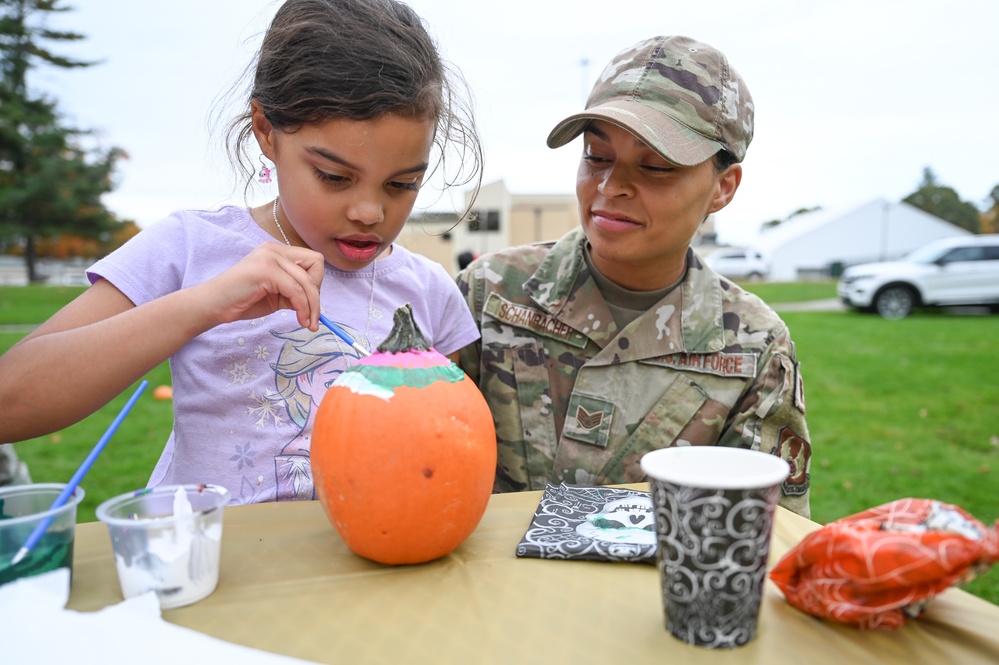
[0,483,85,588]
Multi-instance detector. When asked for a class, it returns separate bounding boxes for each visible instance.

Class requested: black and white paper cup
[641,447,790,649]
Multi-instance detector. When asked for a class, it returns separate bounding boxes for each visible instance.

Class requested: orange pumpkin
[152,385,173,401]
[311,304,497,565]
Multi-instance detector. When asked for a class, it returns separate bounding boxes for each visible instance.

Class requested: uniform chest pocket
[598,375,709,483]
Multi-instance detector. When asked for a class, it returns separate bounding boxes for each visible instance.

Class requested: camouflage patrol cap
[547,35,754,165]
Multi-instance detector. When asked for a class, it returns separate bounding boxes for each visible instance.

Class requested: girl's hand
[198,242,326,331]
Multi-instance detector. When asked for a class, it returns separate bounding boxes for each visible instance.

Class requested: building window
[469,209,500,232]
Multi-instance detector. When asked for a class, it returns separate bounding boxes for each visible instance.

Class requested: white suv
[837,235,999,319]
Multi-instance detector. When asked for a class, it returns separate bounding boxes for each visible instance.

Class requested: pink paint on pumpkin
[361,349,449,368]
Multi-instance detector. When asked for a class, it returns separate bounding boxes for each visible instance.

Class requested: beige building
[396,179,721,277]
[396,180,578,277]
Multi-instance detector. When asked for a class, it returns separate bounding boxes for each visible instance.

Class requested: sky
[29,0,999,246]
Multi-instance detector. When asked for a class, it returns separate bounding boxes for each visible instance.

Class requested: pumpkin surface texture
[312,304,497,565]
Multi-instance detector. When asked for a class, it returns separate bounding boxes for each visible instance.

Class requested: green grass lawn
[2,284,997,605]
[0,287,170,524]
[781,309,999,605]
[741,279,838,303]
[0,285,88,324]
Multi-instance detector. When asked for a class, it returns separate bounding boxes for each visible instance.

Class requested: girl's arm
[0,242,325,442]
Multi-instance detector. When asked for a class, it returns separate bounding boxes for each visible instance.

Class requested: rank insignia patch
[564,393,614,448]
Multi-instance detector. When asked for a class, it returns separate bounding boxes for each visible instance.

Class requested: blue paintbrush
[10,380,149,566]
[319,313,371,357]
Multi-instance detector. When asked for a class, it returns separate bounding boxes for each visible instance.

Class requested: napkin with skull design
[516,483,656,563]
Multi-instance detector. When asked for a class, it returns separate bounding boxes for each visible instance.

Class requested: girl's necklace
[271,197,291,245]
[271,196,379,362]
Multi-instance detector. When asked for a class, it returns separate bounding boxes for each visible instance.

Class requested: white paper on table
[0,569,320,665]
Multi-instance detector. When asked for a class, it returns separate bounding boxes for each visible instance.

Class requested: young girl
[0,0,483,504]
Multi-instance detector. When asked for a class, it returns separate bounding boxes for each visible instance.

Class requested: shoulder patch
[774,426,810,497]
[642,352,757,379]
[484,293,588,347]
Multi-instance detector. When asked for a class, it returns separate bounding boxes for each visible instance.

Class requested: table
[68,485,999,664]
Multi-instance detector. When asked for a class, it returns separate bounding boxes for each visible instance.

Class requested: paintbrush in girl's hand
[319,313,371,357]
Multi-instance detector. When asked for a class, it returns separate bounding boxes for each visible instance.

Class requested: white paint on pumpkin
[332,372,395,401]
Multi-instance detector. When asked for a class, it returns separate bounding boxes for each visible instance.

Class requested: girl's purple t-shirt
[87,206,479,504]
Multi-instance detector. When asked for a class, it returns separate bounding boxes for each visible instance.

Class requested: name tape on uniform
[644,351,757,379]
[484,293,587,347]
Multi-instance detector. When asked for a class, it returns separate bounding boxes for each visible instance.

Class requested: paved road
[772,298,846,312]
[772,299,994,316]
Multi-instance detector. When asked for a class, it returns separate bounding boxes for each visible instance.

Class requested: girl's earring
[258,155,274,184]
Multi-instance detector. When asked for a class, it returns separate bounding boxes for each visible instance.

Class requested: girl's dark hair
[223,0,481,210]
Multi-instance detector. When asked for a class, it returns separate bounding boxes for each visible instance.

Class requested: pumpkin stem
[377,303,432,353]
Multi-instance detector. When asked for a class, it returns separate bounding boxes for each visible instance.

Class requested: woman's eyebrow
[582,124,609,142]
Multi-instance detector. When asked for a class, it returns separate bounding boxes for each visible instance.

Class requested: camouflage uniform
[457,228,812,518]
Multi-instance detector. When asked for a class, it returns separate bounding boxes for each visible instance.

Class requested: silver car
[704,248,769,281]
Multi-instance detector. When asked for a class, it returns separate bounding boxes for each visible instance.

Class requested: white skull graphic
[576,496,656,545]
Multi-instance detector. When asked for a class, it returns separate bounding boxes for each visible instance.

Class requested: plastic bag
[769,498,999,629]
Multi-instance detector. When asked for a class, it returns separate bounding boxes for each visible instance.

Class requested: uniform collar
[523,228,588,313]
[524,229,727,355]
[677,250,727,354]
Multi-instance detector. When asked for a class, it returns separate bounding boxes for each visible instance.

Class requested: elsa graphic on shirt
[267,323,364,501]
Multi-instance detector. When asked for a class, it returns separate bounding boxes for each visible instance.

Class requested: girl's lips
[336,237,382,262]
[591,210,642,233]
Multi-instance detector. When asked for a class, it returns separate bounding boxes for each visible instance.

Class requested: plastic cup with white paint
[96,484,229,609]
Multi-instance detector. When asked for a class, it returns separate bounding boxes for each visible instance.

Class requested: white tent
[754,199,972,281]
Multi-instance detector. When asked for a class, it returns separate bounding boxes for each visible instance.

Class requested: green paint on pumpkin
[349,363,466,390]
[339,302,465,390]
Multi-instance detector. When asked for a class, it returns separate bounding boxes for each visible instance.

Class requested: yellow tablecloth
[68,485,999,664]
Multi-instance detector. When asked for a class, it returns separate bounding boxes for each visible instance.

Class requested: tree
[0,0,125,282]
[34,220,140,260]
[902,167,981,234]
[760,206,822,233]
[980,184,999,234]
